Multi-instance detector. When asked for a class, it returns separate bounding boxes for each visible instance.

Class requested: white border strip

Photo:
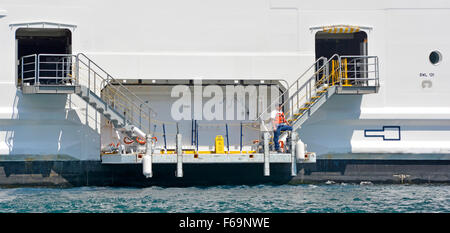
[309,24,373,31]
[9,21,77,28]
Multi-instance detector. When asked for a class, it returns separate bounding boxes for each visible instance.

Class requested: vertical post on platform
[225,124,230,153]
[240,122,243,152]
[290,132,298,177]
[176,133,183,178]
[191,119,194,145]
[195,120,199,152]
[263,132,270,176]
[162,123,167,151]
[143,134,153,178]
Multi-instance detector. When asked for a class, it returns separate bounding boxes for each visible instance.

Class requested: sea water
[0,184,448,213]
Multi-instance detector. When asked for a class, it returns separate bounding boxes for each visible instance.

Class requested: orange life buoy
[152,136,157,142]
[123,136,134,144]
[109,142,120,147]
[135,136,146,145]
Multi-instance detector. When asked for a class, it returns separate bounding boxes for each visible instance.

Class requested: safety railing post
[195,120,199,152]
[290,97,293,119]
[376,57,380,87]
[325,59,329,86]
[148,109,152,135]
[94,72,96,95]
[163,123,167,151]
[56,57,59,83]
[225,124,230,153]
[191,120,194,146]
[35,54,39,85]
[21,57,24,87]
[87,60,91,98]
[296,81,299,111]
[308,79,311,101]
[240,121,243,152]
[75,55,79,85]
[338,56,342,86]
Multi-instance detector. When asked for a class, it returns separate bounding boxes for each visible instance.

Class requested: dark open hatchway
[315,31,368,85]
[16,28,72,85]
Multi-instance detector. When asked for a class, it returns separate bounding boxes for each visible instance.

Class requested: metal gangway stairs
[257,54,379,156]
[18,53,155,155]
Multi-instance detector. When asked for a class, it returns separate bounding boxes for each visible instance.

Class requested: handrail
[255,56,324,121]
[20,54,37,87]
[18,53,379,135]
[283,65,341,118]
[76,59,139,109]
[19,53,157,134]
[75,54,157,133]
[256,54,340,122]
[76,53,157,118]
[340,55,379,87]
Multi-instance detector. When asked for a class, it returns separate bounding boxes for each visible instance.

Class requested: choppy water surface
[0,184,449,213]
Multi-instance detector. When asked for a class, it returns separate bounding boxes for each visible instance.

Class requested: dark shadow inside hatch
[16,28,72,85]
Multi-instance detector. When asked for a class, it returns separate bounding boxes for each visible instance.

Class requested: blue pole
[196,120,199,151]
[191,119,194,145]
[163,123,167,150]
[226,124,230,152]
[240,122,243,152]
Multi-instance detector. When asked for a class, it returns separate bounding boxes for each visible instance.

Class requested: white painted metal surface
[0,0,449,160]
[101,153,296,164]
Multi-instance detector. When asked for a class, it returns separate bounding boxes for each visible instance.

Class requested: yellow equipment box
[215,135,225,154]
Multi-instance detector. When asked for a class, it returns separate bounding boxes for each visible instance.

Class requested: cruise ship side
[0,0,449,186]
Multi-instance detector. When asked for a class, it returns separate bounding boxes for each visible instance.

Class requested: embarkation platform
[16,52,379,179]
[101,152,316,164]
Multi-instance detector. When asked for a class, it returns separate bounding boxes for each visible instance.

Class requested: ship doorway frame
[314,28,369,84]
[12,23,75,87]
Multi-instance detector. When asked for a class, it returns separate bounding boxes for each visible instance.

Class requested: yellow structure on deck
[215,135,225,154]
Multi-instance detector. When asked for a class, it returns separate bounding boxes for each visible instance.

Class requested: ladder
[257,54,379,140]
[18,53,155,142]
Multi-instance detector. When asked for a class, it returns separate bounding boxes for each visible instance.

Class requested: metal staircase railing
[256,54,379,132]
[18,53,157,137]
[256,54,337,130]
[76,53,157,134]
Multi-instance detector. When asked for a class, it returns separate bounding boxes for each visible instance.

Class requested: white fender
[142,134,153,178]
[142,155,152,178]
[296,139,305,160]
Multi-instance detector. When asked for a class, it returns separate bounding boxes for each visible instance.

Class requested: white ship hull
[0,0,449,163]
